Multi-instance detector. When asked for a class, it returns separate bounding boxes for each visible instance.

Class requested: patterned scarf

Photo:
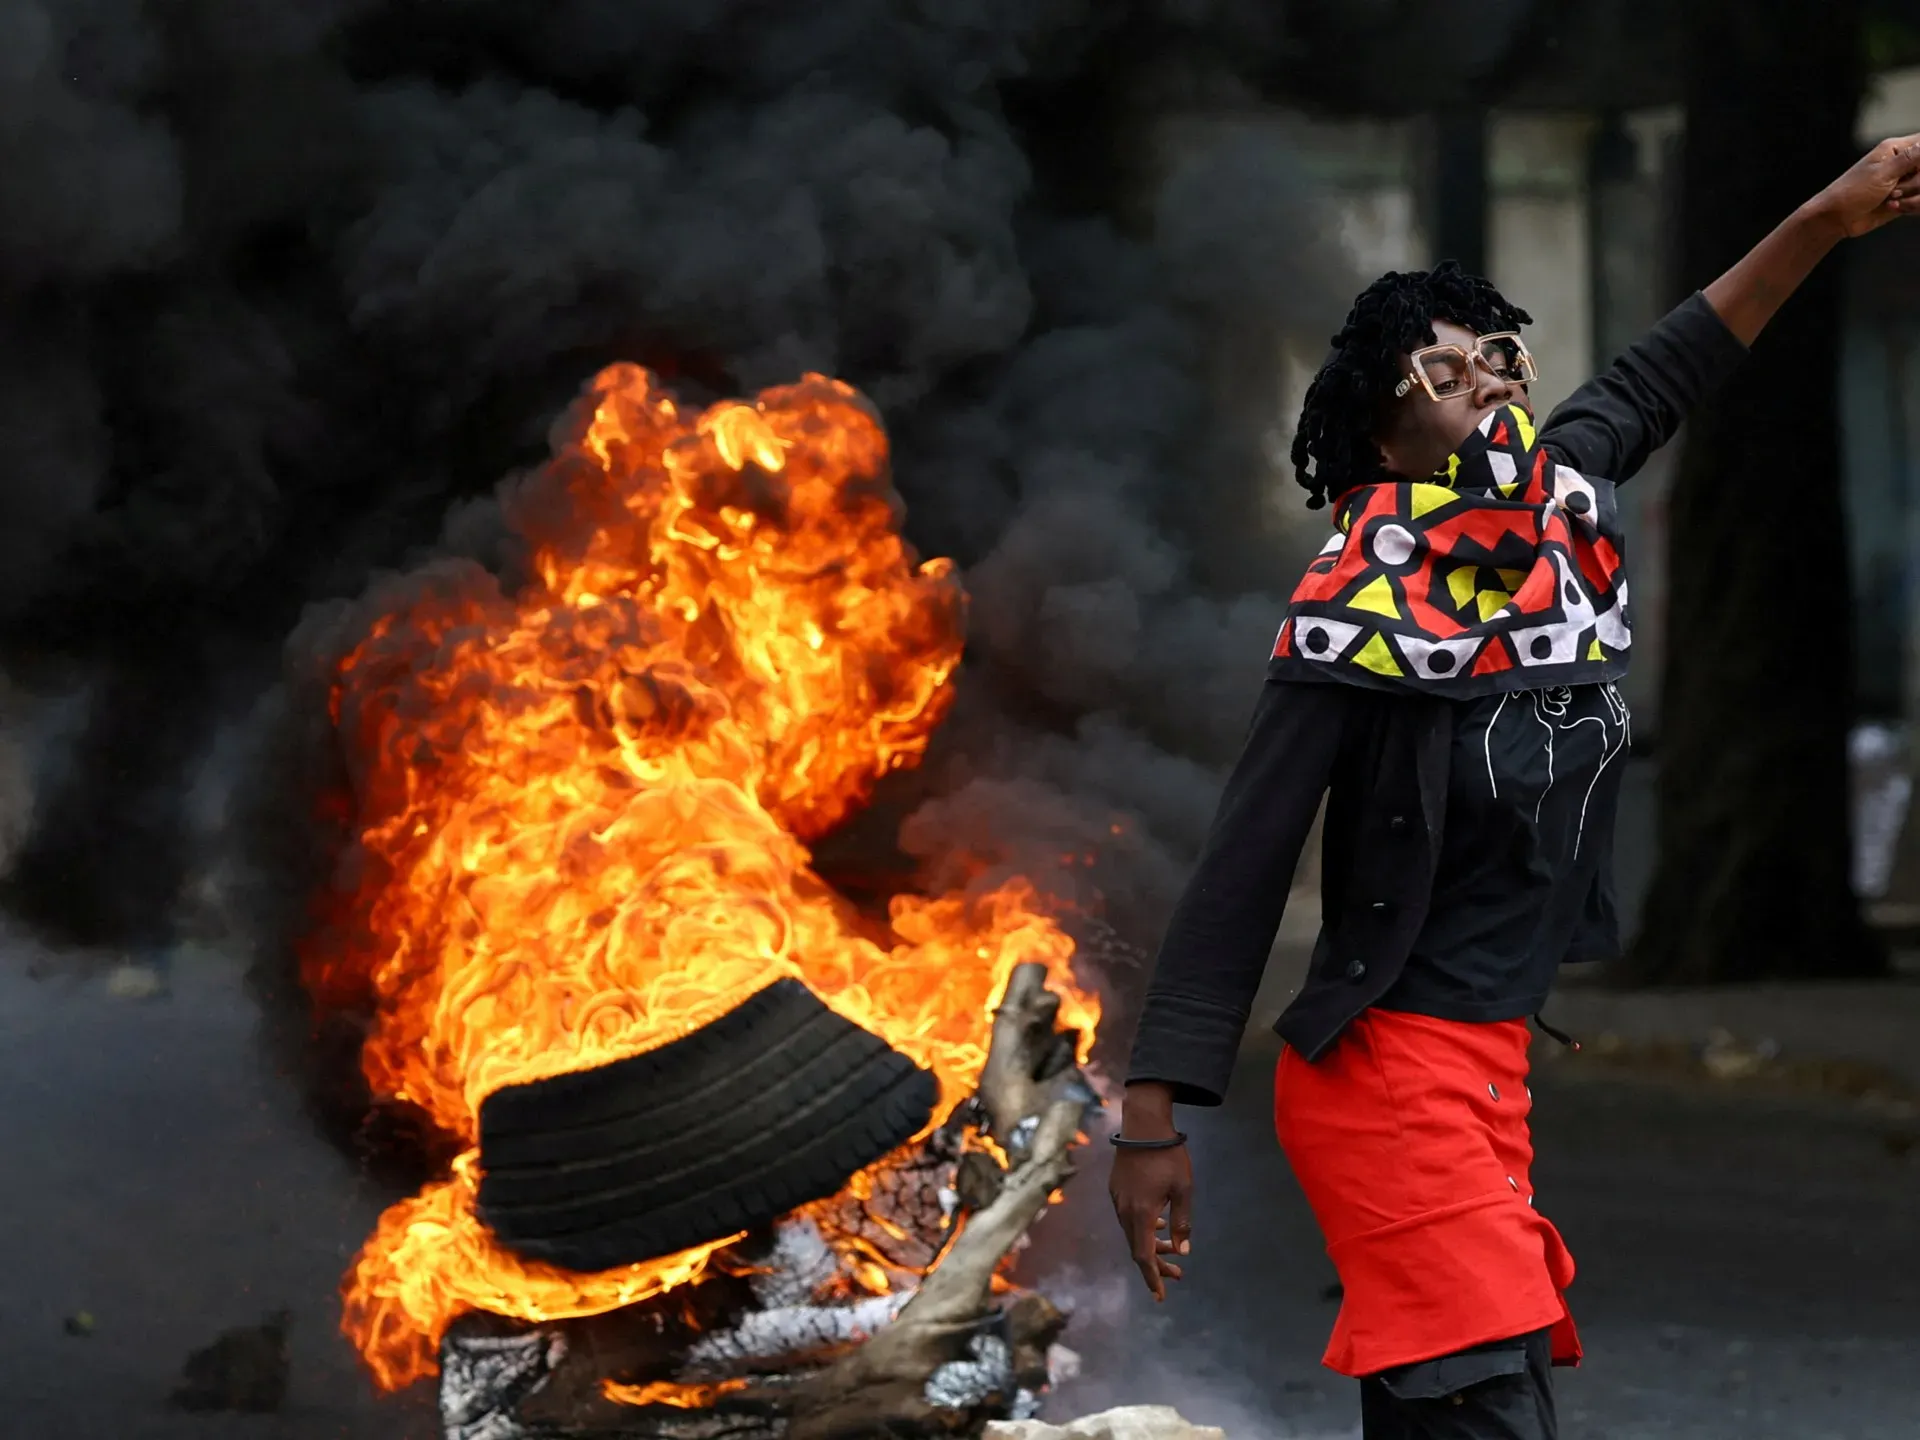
[1270,405,1629,697]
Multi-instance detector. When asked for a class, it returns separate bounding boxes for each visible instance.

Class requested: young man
[1109,134,1920,1439]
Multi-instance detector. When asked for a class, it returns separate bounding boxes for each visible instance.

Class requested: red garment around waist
[1274,1009,1581,1378]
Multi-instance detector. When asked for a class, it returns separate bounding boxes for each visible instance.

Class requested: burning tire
[476,978,940,1272]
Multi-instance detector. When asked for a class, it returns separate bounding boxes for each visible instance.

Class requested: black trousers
[1358,1328,1557,1440]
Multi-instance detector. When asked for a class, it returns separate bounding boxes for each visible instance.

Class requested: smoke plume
[0,6,1387,1433]
[0,4,1362,1057]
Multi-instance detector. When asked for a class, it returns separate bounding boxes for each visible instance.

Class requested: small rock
[169,1309,292,1414]
[1701,1028,1766,1081]
[105,963,166,1001]
[984,1405,1227,1440]
[1045,1343,1082,1384]
[1006,1292,1069,1390]
[63,1312,95,1338]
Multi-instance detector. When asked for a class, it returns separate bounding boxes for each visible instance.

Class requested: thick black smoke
[0,3,1363,1048]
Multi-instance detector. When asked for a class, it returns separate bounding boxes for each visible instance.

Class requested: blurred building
[1848,67,1920,723]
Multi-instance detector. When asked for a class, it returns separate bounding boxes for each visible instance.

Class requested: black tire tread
[476,978,938,1272]
[482,1012,880,1176]
[479,1033,918,1216]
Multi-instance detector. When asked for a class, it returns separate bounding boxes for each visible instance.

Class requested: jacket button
[1345,959,1367,981]
[1389,815,1409,832]
[1369,900,1388,912]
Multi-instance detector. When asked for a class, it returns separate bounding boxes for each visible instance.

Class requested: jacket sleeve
[1540,290,1749,484]
[1124,678,1348,1106]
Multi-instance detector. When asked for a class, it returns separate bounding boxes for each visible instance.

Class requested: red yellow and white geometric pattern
[1270,406,1630,697]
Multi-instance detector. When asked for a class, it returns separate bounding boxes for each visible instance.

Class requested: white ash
[439,1327,566,1440]
[746,1221,841,1310]
[1009,1115,1040,1155]
[923,1332,1014,1410]
[683,1293,910,1377]
[613,1414,790,1440]
[984,1407,1228,1440]
[680,1217,922,1379]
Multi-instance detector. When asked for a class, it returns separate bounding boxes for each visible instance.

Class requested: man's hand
[1106,1081,1194,1302]
[1810,132,1920,239]
[1706,132,1920,345]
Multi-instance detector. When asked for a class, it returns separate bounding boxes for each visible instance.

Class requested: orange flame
[603,1378,753,1409]
[305,366,1100,1391]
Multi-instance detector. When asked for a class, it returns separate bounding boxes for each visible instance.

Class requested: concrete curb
[1543,976,1920,1096]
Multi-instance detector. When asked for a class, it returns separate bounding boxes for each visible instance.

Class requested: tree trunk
[1426,105,1489,276]
[1623,0,1884,983]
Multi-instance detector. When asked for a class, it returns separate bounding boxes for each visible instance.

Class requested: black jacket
[1125,293,1750,1106]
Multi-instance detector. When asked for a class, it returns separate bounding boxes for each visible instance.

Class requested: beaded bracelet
[1109,1131,1187,1150]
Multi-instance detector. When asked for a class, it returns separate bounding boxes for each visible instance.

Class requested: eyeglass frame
[1393,332,1538,402]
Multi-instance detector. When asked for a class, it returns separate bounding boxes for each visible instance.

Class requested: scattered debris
[1550,1027,1919,1121]
[440,1327,568,1440]
[104,962,166,1001]
[984,1405,1227,1439]
[168,1309,291,1414]
[1700,1028,1780,1081]
[1045,1344,1082,1384]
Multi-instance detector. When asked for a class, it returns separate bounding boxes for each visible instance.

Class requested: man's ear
[1371,408,1409,479]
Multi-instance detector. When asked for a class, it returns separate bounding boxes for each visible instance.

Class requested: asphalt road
[4,937,1917,1439]
[0,943,434,1440]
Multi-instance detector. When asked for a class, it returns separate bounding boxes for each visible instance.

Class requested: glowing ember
[302,365,1100,1391]
[603,1378,752,1409]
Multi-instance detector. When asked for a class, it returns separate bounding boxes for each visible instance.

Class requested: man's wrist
[1795,193,1853,246]
[1120,1080,1178,1135]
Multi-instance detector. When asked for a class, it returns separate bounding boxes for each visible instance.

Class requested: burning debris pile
[441,962,1093,1440]
[296,364,1103,1436]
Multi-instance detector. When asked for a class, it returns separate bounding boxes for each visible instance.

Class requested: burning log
[438,963,1096,1440]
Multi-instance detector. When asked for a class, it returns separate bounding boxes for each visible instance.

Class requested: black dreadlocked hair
[1290,260,1533,509]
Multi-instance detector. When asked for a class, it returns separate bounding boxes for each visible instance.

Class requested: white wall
[1860,65,1920,142]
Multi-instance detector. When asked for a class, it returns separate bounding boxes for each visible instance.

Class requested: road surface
[4,936,1917,1439]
